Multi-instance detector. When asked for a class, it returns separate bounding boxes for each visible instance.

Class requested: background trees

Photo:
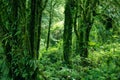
[0,0,120,80]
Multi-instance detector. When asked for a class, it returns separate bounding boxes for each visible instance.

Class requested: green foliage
[1,0,120,80]
[38,40,120,80]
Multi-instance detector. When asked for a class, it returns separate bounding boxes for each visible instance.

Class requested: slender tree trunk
[29,0,36,57]
[36,14,42,59]
[46,0,53,50]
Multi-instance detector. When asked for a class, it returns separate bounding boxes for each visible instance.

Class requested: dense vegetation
[0,0,120,80]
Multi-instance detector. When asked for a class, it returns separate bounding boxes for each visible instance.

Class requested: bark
[46,0,53,50]
[28,0,48,79]
[76,0,99,58]
[29,0,36,57]
[63,0,73,65]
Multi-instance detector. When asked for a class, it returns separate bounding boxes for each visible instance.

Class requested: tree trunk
[75,0,99,66]
[28,0,48,79]
[46,0,53,50]
[29,0,36,57]
[63,0,74,66]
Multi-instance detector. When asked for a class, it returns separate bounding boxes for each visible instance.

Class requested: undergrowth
[39,41,120,80]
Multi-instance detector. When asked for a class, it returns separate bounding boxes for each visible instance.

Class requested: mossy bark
[63,0,74,66]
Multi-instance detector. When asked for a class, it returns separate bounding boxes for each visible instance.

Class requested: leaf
[22,73,28,78]
[112,35,119,38]
[88,41,96,46]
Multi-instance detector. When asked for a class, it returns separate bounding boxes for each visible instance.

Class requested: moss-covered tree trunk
[63,0,74,66]
[28,0,48,79]
[1,0,47,79]
[75,0,99,66]
[46,0,53,50]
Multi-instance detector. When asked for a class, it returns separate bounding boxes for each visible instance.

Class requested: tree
[75,0,99,63]
[63,0,74,65]
[0,0,48,79]
[46,0,54,50]
[27,0,48,79]
[2,0,19,79]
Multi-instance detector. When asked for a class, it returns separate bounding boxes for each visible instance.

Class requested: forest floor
[39,39,120,80]
[0,38,120,80]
